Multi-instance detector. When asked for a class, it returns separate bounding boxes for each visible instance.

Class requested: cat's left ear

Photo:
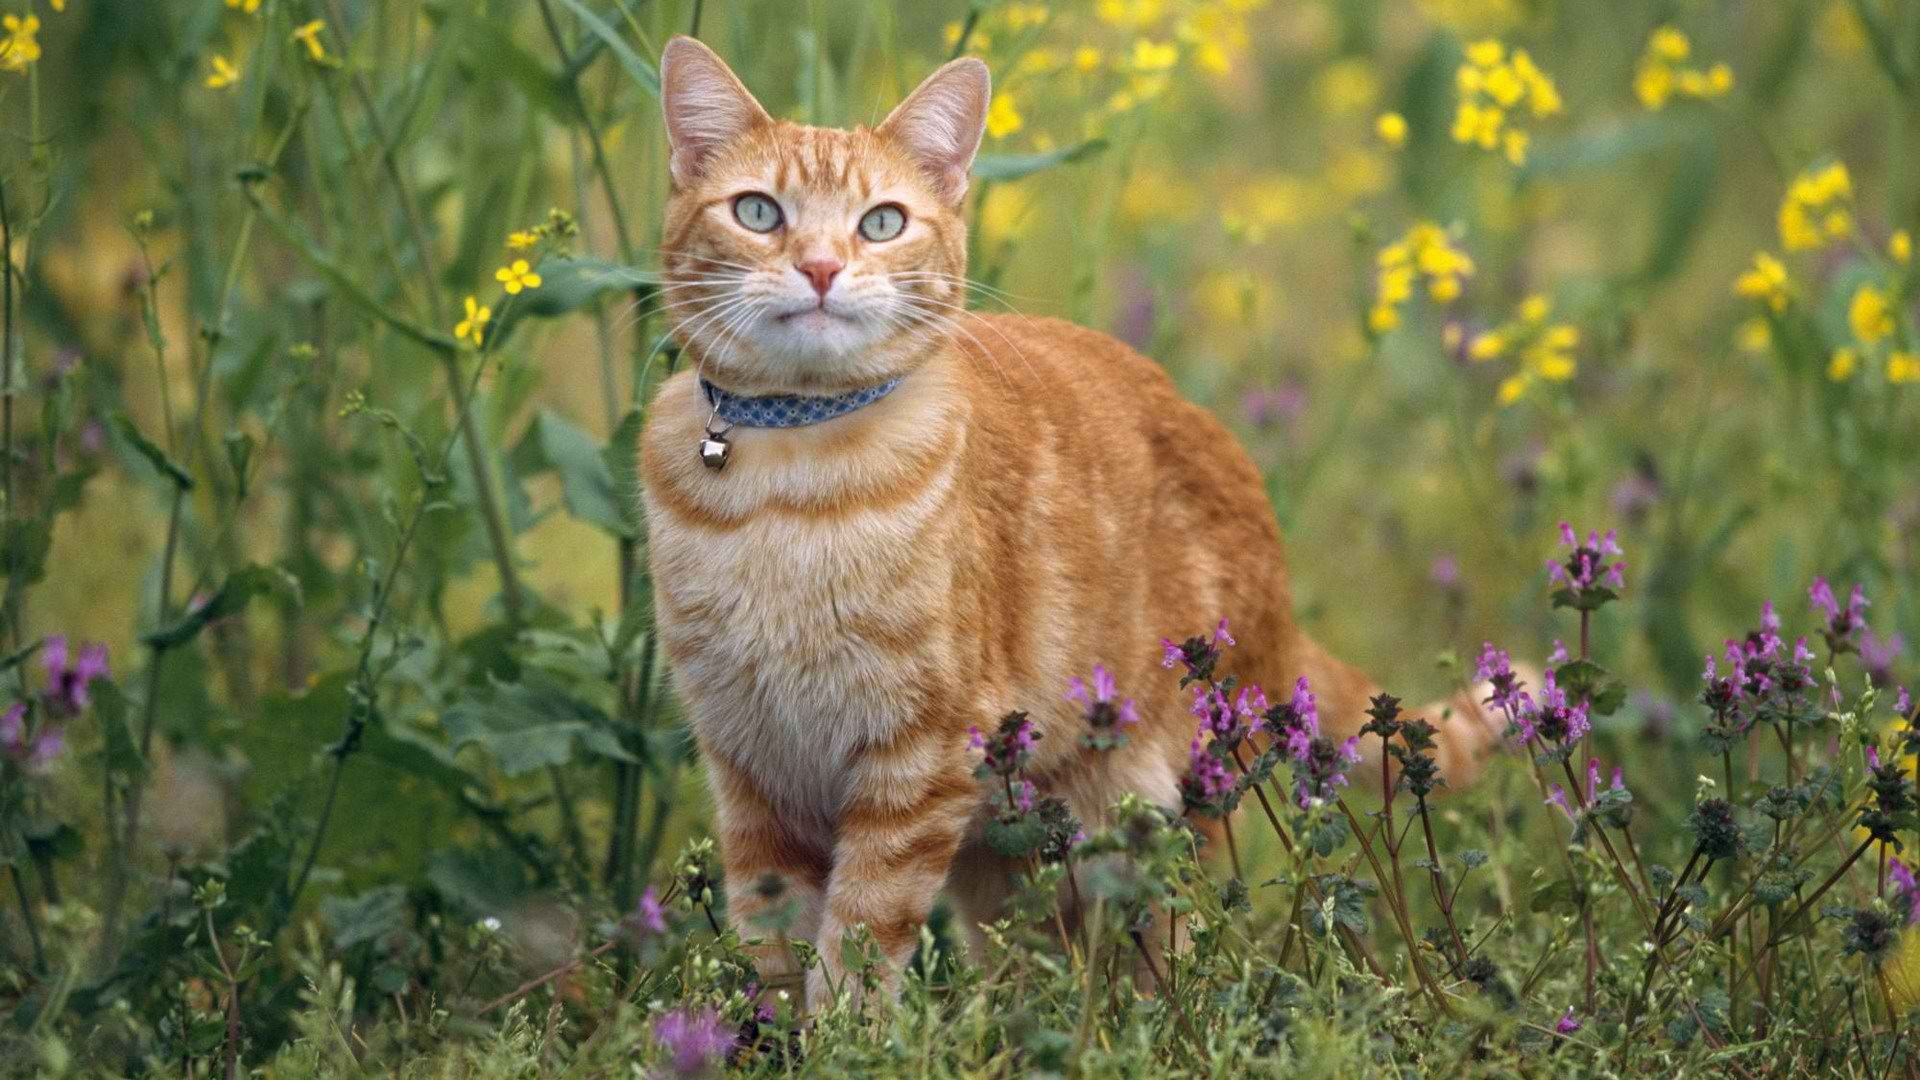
[878,58,991,205]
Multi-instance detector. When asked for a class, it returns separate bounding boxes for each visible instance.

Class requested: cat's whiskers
[890,290,1036,383]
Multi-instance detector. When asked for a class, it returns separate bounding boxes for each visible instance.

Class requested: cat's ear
[660,36,773,187]
[878,58,991,205]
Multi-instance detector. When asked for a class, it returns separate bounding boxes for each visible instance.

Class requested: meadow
[2,0,1919,1074]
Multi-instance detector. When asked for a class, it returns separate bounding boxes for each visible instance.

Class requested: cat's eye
[732,193,783,234]
[858,203,907,242]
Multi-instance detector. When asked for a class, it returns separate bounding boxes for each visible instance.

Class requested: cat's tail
[1289,631,1521,790]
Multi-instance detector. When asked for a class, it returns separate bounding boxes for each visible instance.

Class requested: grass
[1,0,1919,1075]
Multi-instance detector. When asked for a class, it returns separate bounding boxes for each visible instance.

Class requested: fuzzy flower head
[1259,676,1321,761]
[1160,617,1235,686]
[0,702,64,775]
[1808,577,1869,655]
[1068,664,1139,750]
[1555,1006,1583,1036]
[42,636,108,717]
[1179,735,1236,816]
[1474,643,1528,716]
[968,711,1039,780]
[1510,669,1589,753]
[652,1007,734,1077]
[1890,859,1920,926]
[1294,735,1361,809]
[1546,522,1626,610]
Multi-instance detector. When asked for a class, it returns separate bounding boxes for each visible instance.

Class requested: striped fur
[641,38,1504,1008]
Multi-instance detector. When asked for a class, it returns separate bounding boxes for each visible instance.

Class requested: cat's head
[657,37,989,393]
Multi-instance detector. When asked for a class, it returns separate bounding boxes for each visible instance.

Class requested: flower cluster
[1368,222,1475,334]
[1463,293,1579,405]
[1809,576,1869,656]
[1858,744,1915,844]
[1068,663,1139,750]
[1451,39,1562,166]
[652,1007,737,1077]
[1508,670,1590,758]
[1733,251,1791,313]
[968,711,1040,780]
[1633,27,1733,111]
[1778,161,1852,252]
[1891,859,1920,926]
[1,13,40,74]
[1701,600,1819,742]
[1545,522,1625,611]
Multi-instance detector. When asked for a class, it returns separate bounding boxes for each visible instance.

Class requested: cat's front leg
[704,751,832,995]
[807,726,978,1009]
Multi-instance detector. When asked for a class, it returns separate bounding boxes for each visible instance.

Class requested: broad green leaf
[321,885,410,950]
[972,138,1109,182]
[553,0,660,97]
[489,257,644,346]
[511,408,634,538]
[442,674,638,776]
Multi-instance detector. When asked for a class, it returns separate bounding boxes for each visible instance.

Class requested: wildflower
[1375,111,1408,148]
[1860,748,1915,844]
[1843,906,1899,967]
[1386,715,1440,799]
[1809,577,1868,653]
[1068,664,1138,749]
[1294,733,1361,808]
[291,20,330,63]
[226,0,263,12]
[1475,643,1528,715]
[1429,552,1461,591]
[1737,317,1772,353]
[1555,1007,1583,1036]
[1,703,63,775]
[1891,352,1920,383]
[454,295,491,346]
[1,14,41,73]
[205,55,242,90]
[1452,39,1560,165]
[1131,39,1179,72]
[1829,346,1860,381]
[1778,161,1852,251]
[506,229,539,250]
[495,259,542,295]
[1849,283,1896,345]
[1370,222,1474,333]
[968,711,1039,779]
[1546,522,1626,609]
[621,886,668,942]
[1892,860,1920,925]
[1684,797,1747,862]
[985,93,1023,140]
[1635,27,1733,110]
[1467,292,1576,404]
[1510,669,1589,753]
[1180,736,1236,815]
[1242,384,1306,428]
[1733,251,1791,312]
[42,636,108,716]
[652,1007,734,1077]
[1074,46,1103,73]
[1161,618,1232,685]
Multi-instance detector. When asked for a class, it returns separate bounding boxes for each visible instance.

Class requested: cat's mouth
[774,303,854,326]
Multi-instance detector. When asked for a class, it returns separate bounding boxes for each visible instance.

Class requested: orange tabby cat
[641,37,1503,1007]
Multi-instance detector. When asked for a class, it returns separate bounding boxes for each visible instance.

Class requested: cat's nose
[796,257,844,299]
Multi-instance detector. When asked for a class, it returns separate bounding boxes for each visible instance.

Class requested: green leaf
[489,257,641,344]
[144,565,300,650]
[321,885,410,950]
[114,414,193,489]
[459,16,574,120]
[511,408,634,538]
[442,674,638,776]
[553,0,660,96]
[972,138,1108,182]
[1,518,53,591]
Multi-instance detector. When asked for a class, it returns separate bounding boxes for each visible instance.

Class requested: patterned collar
[700,377,903,430]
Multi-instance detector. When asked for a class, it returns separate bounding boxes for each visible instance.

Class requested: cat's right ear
[660,37,772,187]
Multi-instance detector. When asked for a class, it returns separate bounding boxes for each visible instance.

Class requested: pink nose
[797,257,843,298]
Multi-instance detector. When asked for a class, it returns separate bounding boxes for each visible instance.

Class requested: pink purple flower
[1555,1007,1582,1035]
[0,702,64,775]
[1547,522,1627,595]
[1891,859,1920,925]
[1067,664,1139,739]
[1809,577,1869,652]
[652,1007,734,1076]
[42,636,108,716]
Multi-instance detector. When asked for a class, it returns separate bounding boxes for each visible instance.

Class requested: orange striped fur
[641,37,1504,1008]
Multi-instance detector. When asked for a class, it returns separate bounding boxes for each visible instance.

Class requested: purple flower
[1891,859,1920,926]
[1511,670,1588,750]
[1898,686,1912,719]
[1475,643,1527,715]
[0,702,64,776]
[1809,577,1870,653]
[1429,552,1461,591]
[627,886,668,938]
[0,702,21,750]
[1545,783,1574,821]
[1213,618,1236,648]
[1860,628,1905,684]
[1067,664,1139,741]
[1555,1007,1583,1035]
[1259,676,1321,757]
[1292,734,1358,809]
[1159,638,1183,668]
[1548,639,1569,665]
[652,1007,734,1077]
[42,636,109,716]
[1547,522,1627,596]
[969,712,1039,779]
[1180,735,1236,814]
[1243,384,1306,429]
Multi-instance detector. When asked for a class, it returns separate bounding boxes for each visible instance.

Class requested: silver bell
[699,434,732,470]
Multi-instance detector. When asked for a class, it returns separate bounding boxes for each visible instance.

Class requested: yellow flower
[1502,128,1529,166]
[1376,112,1408,148]
[454,296,492,346]
[291,20,328,63]
[1849,283,1895,345]
[1454,40,1559,163]
[1737,317,1772,354]
[1892,229,1912,265]
[1131,39,1178,72]
[205,55,242,90]
[495,259,543,295]
[506,230,539,251]
[226,0,263,12]
[1891,351,1920,383]
[1,14,42,73]
[985,93,1023,140]
[1465,39,1504,68]
[1649,27,1691,61]
[1496,373,1531,405]
[1828,347,1859,381]
[1073,46,1103,73]
[1371,222,1473,333]
[1733,251,1791,312]
[1097,0,1167,30]
[1635,63,1674,109]
[1518,294,1550,323]
[1780,162,1852,251]
[50,0,65,11]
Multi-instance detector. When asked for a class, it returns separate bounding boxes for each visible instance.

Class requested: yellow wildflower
[1496,373,1531,405]
[985,93,1024,140]
[1454,40,1559,163]
[1371,222,1473,333]
[1221,173,1313,244]
[1001,3,1050,31]
[291,20,329,63]
[1892,229,1912,264]
[506,230,539,251]
[1074,46,1103,73]
[1779,162,1852,251]
[1,15,41,73]
[1849,283,1894,345]
[1376,112,1408,148]
[1733,252,1791,312]
[1891,352,1920,383]
[1518,294,1550,323]
[495,259,543,295]
[1470,332,1507,361]
[1828,347,1859,381]
[1649,27,1691,61]
[206,54,242,90]
[454,296,492,346]
[1131,39,1178,72]
[1097,0,1167,30]
[1503,129,1529,166]
[1636,27,1733,110]
[1737,317,1772,354]
[226,0,263,12]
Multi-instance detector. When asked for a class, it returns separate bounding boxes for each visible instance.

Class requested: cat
[639,36,1505,1008]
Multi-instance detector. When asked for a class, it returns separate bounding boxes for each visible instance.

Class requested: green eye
[732,193,783,233]
[859,204,907,242]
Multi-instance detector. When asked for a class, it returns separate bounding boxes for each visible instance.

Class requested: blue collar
[700,377,903,430]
